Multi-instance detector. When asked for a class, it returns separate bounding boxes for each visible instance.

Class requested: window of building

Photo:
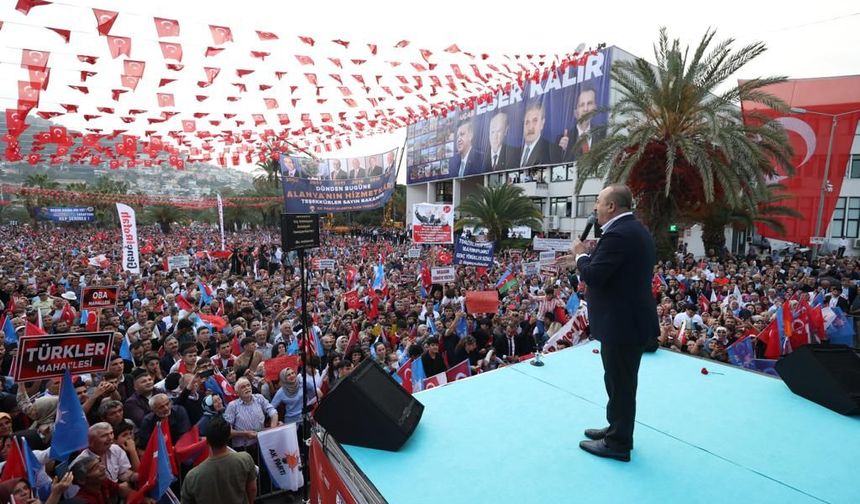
[487,172,506,186]
[549,196,572,217]
[576,195,597,217]
[551,164,576,182]
[847,197,860,238]
[435,181,452,203]
[831,197,846,237]
[530,197,546,214]
[850,155,860,179]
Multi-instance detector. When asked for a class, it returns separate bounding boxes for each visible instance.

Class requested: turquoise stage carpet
[342,341,860,504]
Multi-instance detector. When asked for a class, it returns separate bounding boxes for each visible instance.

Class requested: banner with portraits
[406,49,613,184]
[412,203,454,244]
[279,148,398,214]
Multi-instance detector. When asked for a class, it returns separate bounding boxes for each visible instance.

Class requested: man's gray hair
[148,392,169,409]
[88,422,112,438]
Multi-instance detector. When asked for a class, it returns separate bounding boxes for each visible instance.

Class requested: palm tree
[455,185,543,244]
[146,204,183,234]
[253,158,281,192]
[694,183,802,256]
[23,173,59,225]
[65,182,89,193]
[575,28,794,259]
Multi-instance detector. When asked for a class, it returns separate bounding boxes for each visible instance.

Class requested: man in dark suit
[483,112,519,173]
[519,100,551,167]
[347,158,366,179]
[557,184,658,462]
[382,151,397,175]
[492,320,532,364]
[448,119,482,178]
[280,157,303,178]
[367,155,383,177]
[552,86,607,163]
[331,159,348,180]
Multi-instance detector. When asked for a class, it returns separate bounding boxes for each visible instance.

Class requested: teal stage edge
[342,341,860,504]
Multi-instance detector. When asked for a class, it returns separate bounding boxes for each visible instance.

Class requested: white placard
[431,266,456,284]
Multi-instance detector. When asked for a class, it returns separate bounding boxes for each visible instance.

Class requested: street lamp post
[789,107,860,257]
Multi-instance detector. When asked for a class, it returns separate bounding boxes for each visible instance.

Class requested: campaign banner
[407,247,421,258]
[412,203,454,244]
[309,437,358,504]
[533,237,572,252]
[116,203,140,275]
[541,265,559,277]
[523,262,540,276]
[312,258,336,270]
[280,148,398,214]
[406,49,613,184]
[507,225,533,239]
[15,331,115,382]
[465,291,499,314]
[543,311,589,352]
[538,250,556,265]
[431,266,456,284]
[257,423,303,491]
[166,255,190,271]
[34,207,95,222]
[81,286,118,310]
[453,236,494,267]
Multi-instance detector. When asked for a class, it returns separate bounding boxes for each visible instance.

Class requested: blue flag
[372,262,385,291]
[456,316,468,337]
[197,281,212,305]
[775,303,787,352]
[411,357,426,390]
[566,292,580,316]
[119,335,134,363]
[826,307,855,346]
[79,309,89,325]
[727,337,755,369]
[152,422,176,499]
[50,369,90,460]
[811,291,825,308]
[3,315,16,345]
[21,437,42,488]
[287,337,299,355]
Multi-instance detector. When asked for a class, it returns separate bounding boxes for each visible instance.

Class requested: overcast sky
[2,0,858,182]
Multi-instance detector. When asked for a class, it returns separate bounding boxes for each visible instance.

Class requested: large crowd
[0,222,857,503]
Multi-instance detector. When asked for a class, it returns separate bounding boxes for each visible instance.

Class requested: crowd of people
[0,221,857,503]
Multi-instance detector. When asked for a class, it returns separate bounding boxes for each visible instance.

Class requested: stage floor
[342,341,860,504]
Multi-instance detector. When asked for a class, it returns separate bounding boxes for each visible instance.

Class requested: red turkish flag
[153,17,180,37]
[17,81,40,107]
[332,39,350,48]
[159,42,183,61]
[47,27,71,43]
[92,9,118,36]
[264,98,278,110]
[21,48,49,70]
[121,75,139,90]
[203,67,220,83]
[16,0,51,15]
[78,54,98,64]
[256,30,279,40]
[250,51,270,61]
[445,359,471,382]
[205,47,224,57]
[29,68,49,89]
[395,39,410,48]
[209,25,233,44]
[298,35,315,46]
[48,125,67,143]
[742,76,860,246]
[109,159,120,169]
[277,114,290,126]
[182,120,196,132]
[252,114,266,126]
[166,63,184,71]
[106,36,131,58]
[123,60,145,77]
[6,108,27,135]
[295,55,314,66]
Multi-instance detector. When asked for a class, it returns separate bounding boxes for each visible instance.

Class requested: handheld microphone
[580,210,597,242]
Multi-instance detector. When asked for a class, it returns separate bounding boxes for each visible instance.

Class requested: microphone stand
[530,322,545,367]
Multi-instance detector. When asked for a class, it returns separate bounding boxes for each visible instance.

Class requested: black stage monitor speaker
[775,344,860,415]
[315,359,424,451]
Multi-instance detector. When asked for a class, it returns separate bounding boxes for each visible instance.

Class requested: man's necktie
[521,146,530,166]
[492,154,498,169]
[459,159,466,177]
[508,337,514,356]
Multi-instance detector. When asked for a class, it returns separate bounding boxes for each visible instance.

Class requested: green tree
[455,185,543,244]
[574,28,794,259]
[146,204,183,234]
[695,183,802,256]
[23,173,59,225]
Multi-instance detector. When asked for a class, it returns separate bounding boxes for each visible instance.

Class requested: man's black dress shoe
[584,427,608,440]
[579,439,631,462]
